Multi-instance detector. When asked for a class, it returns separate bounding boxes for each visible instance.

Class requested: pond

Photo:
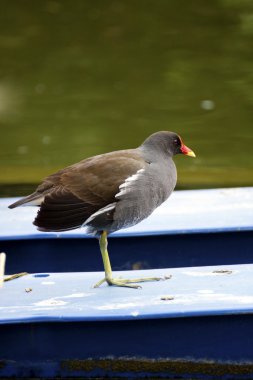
[0,0,253,197]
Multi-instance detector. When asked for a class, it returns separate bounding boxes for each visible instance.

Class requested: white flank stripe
[115,168,145,199]
[83,203,116,225]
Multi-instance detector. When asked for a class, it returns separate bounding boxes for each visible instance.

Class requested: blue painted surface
[2,187,253,239]
[2,264,253,323]
[1,264,253,378]
[1,187,253,274]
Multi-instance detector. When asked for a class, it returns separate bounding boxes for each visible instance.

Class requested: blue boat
[0,187,253,379]
[1,187,253,274]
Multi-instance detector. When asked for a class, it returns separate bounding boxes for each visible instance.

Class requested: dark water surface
[1,0,253,196]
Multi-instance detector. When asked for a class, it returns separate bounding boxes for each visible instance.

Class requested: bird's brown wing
[33,149,146,231]
[62,151,145,203]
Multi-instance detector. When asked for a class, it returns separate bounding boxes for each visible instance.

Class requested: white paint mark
[34,298,68,306]
[182,270,238,277]
[160,293,253,305]
[33,293,92,308]
[96,302,140,310]
[61,293,92,298]
[198,293,253,304]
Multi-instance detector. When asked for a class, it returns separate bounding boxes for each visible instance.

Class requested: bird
[9,131,195,288]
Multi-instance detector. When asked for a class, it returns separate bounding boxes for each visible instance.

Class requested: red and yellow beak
[181,144,196,158]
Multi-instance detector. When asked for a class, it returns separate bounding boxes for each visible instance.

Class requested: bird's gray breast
[111,158,177,232]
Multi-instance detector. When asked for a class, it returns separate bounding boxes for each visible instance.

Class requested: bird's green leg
[93,231,163,289]
[4,272,29,282]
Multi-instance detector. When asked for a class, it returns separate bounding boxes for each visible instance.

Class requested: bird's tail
[8,193,44,209]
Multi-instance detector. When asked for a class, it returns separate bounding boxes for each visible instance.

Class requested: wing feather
[31,149,146,232]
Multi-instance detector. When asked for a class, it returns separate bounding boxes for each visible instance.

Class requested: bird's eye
[174,139,180,146]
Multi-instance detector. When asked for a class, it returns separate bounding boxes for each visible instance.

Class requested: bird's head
[142,131,196,158]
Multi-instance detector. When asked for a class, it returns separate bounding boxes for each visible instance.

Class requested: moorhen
[9,131,195,288]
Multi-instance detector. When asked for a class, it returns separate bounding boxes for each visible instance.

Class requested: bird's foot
[93,275,163,289]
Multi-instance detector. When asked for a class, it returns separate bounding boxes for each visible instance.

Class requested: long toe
[93,278,106,288]
[122,276,163,283]
[93,275,164,289]
[107,278,142,289]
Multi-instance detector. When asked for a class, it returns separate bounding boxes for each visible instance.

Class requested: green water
[1,0,253,196]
